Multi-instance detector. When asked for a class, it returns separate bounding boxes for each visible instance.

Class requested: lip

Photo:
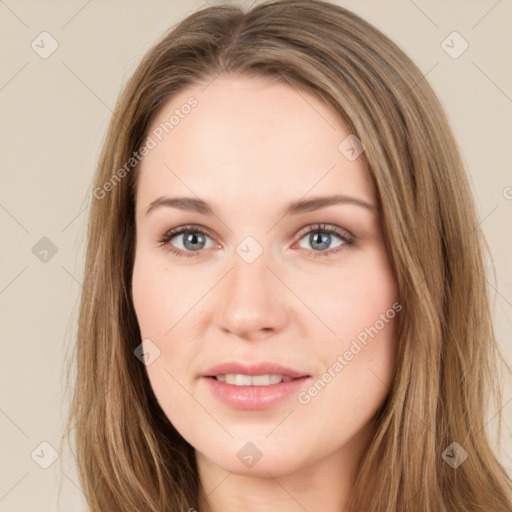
[201,361,309,379]
[201,361,311,410]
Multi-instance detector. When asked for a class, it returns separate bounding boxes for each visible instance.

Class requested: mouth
[202,361,309,381]
[201,361,311,409]
[212,374,294,386]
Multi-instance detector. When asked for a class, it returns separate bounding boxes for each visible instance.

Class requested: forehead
[136,75,375,213]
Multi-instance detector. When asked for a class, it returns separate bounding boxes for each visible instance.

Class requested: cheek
[131,255,199,433]
[131,251,207,405]
[298,248,399,403]
[131,251,203,337]
[299,249,399,343]
[295,299,398,449]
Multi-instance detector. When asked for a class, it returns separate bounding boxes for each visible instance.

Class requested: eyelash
[157,223,355,259]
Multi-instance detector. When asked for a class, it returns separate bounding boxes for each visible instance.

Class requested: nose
[213,252,289,341]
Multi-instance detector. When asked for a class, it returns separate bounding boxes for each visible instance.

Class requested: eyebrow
[144,194,376,218]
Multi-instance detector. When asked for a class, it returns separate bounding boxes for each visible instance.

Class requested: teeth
[235,374,252,386]
[216,374,294,386]
[269,374,283,384]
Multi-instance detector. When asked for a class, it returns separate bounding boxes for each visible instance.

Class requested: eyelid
[294,223,355,245]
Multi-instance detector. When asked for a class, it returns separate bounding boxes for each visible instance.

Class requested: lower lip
[203,376,310,410]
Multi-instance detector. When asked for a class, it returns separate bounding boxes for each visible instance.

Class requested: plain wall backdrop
[1,0,511,510]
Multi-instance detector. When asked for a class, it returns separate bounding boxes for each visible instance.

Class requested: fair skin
[131,75,399,512]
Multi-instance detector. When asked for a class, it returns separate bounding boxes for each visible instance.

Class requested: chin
[196,435,311,477]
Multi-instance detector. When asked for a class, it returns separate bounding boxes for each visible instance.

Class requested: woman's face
[132,75,399,477]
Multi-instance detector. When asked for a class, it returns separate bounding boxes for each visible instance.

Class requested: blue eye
[158,223,355,258]
[158,225,213,258]
[295,223,354,257]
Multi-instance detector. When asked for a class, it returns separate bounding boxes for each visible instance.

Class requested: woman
[63,0,512,510]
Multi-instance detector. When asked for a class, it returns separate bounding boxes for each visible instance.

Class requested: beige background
[1,0,511,510]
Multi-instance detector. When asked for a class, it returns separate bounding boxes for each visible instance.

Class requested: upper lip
[201,361,310,379]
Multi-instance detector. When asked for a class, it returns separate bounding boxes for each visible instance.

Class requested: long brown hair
[61,0,512,510]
